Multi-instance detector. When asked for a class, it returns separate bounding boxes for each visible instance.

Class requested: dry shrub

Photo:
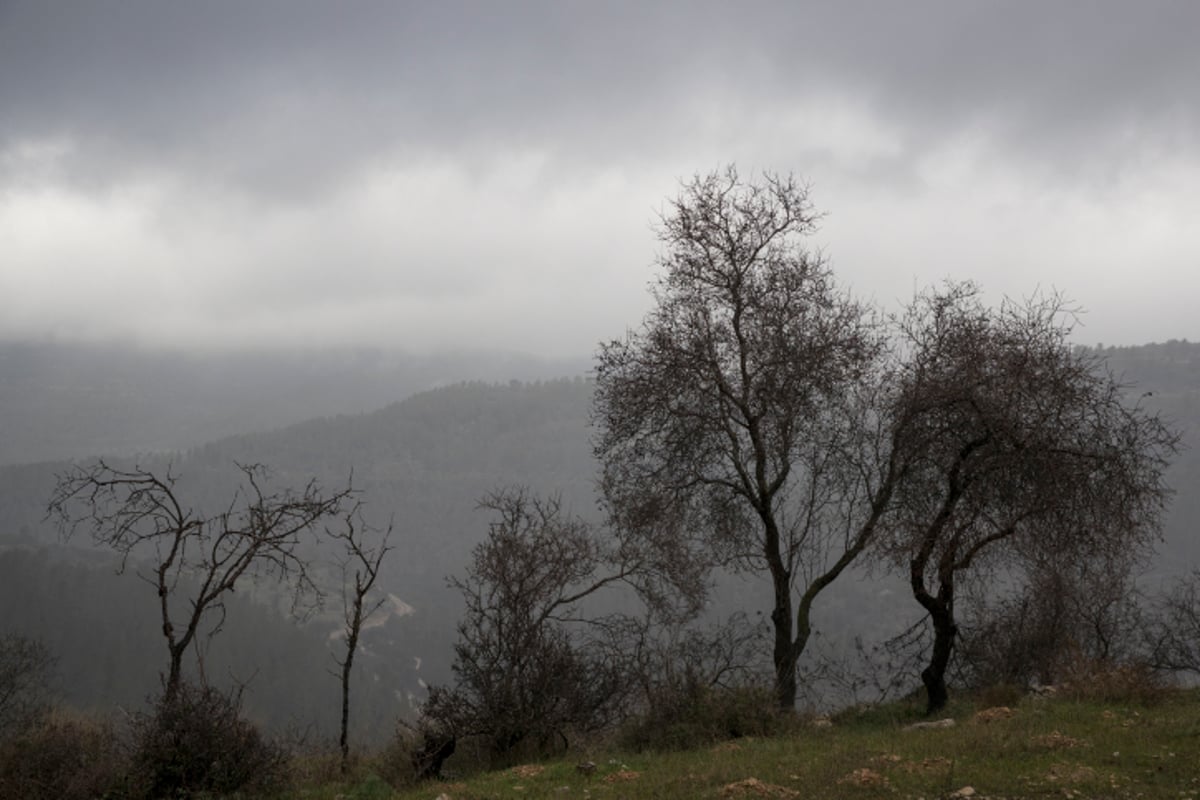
[975,682,1024,709]
[289,747,351,787]
[619,684,787,752]
[0,709,127,800]
[128,682,287,798]
[1057,656,1169,706]
[374,723,423,788]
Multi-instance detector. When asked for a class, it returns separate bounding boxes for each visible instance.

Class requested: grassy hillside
[297,689,1200,799]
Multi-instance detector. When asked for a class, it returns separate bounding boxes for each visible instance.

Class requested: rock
[903,717,956,731]
[948,787,976,798]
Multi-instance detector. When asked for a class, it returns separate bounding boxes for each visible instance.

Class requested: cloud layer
[2,0,1197,354]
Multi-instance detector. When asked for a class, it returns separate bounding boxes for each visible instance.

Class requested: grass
[288,688,1200,799]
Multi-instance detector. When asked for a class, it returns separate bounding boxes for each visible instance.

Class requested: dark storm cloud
[4,1,1196,197]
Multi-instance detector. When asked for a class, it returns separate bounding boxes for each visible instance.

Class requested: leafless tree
[0,634,54,737]
[327,506,392,773]
[594,166,900,709]
[878,284,1178,712]
[1147,569,1200,676]
[955,551,1147,690]
[423,488,652,763]
[47,460,353,699]
[596,611,771,712]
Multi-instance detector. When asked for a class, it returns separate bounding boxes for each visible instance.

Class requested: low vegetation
[292,686,1200,800]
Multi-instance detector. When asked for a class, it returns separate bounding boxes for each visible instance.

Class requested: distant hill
[0,340,588,465]
[0,377,599,739]
[0,342,1198,738]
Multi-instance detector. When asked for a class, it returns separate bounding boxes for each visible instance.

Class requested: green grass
[290,689,1200,799]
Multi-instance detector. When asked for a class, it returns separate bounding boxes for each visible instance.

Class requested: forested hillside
[0,343,1198,739]
[0,341,587,466]
[0,378,598,740]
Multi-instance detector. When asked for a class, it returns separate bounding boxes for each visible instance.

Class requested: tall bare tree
[328,507,392,773]
[879,284,1178,712]
[48,460,352,699]
[594,166,897,709]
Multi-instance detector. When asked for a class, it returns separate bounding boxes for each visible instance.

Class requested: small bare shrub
[0,633,55,738]
[619,683,787,752]
[375,723,424,788]
[128,682,287,798]
[1057,654,1169,706]
[975,682,1024,709]
[0,709,127,800]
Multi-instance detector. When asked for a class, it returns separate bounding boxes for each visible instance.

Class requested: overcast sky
[2,1,1197,357]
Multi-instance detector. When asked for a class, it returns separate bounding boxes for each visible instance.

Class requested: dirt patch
[1046,762,1097,783]
[509,764,545,778]
[602,770,641,784]
[900,756,953,774]
[719,777,801,798]
[838,767,891,789]
[973,706,1016,723]
[1031,730,1087,750]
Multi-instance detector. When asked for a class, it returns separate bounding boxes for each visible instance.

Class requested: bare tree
[955,552,1147,690]
[0,634,54,737]
[879,284,1178,712]
[47,460,353,699]
[327,506,392,774]
[1147,569,1200,676]
[423,488,650,764]
[594,166,898,709]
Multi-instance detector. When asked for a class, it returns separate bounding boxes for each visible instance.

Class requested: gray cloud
[7,1,1197,191]
[1,0,1197,353]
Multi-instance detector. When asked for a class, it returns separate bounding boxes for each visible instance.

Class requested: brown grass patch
[602,770,642,783]
[837,767,890,789]
[972,705,1015,723]
[1045,762,1097,783]
[899,756,953,774]
[509,764,545,778]
[719,777,801,798]
[1030,730,1087,750]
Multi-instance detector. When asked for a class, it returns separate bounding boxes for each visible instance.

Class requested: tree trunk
[165,645,184,701]
[922,604,957,714]
[770,580,797,710]
[339,604,361,774]
[911,550,958,715]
